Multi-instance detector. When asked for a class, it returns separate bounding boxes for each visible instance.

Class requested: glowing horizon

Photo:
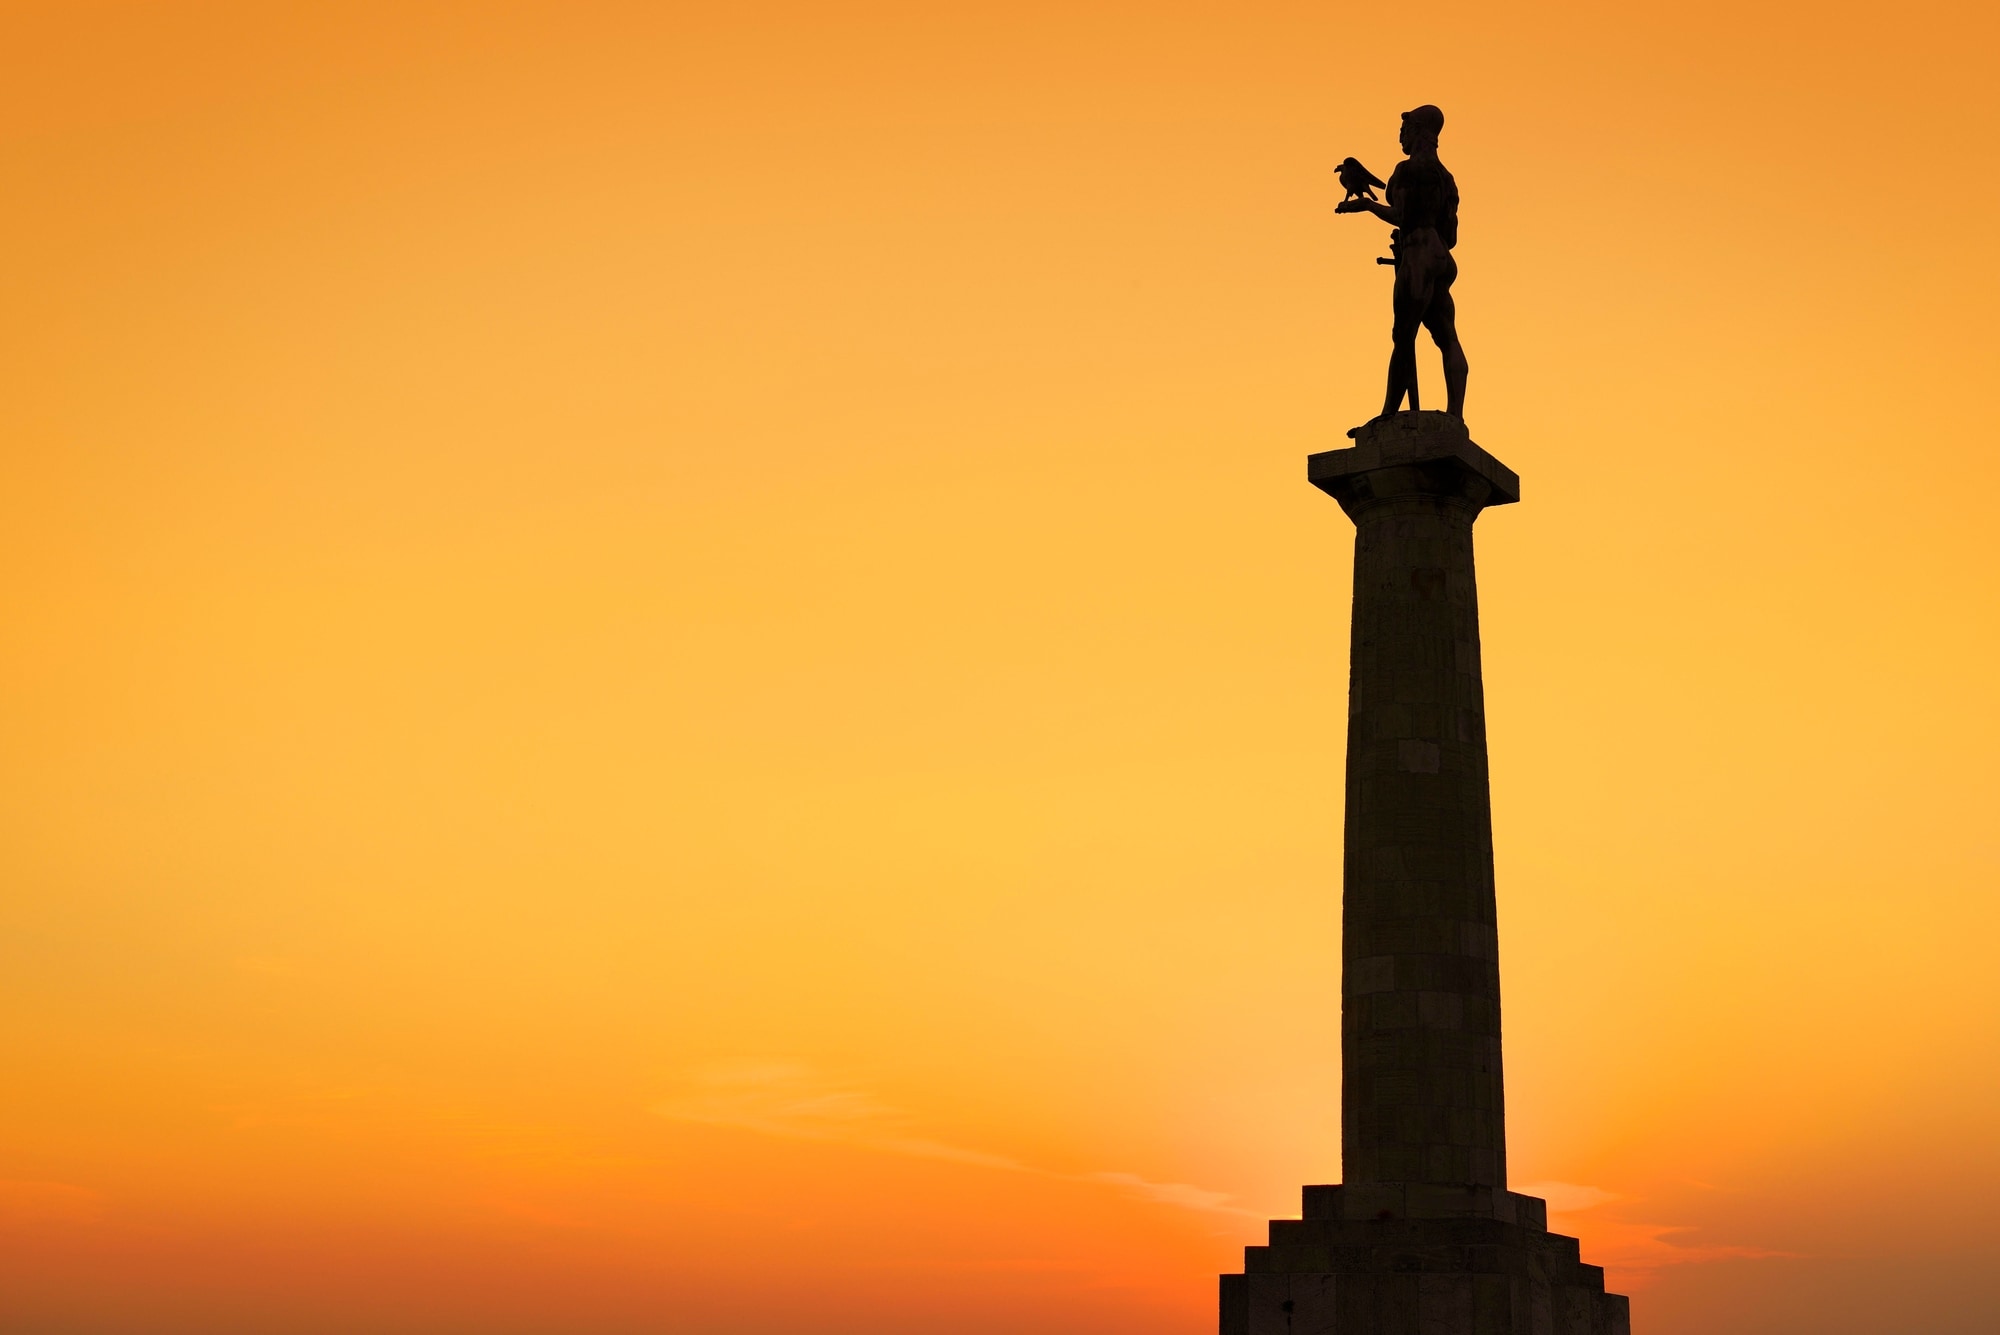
[2,3,1997,1332]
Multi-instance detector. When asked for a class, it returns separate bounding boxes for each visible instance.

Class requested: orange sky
[2,2,1997,1332]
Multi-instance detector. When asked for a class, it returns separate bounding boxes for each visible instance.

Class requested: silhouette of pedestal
[1218,412,1628,1334]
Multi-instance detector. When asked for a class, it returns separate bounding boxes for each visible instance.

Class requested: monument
[1216,108,1631,1334]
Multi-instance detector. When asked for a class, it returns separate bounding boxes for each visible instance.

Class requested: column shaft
[1311,414,1517,1193]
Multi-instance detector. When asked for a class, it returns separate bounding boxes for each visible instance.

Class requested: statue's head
[1400,104,1444,154]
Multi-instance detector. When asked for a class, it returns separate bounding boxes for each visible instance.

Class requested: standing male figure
[1336,104,1468,420]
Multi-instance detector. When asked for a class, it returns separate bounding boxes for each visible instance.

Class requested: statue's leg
[1423,288,1468,420]
[1384,274,1428,417]
[1383,323,1420,416]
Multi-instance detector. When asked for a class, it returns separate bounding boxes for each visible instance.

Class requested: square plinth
[1308,411,1520,508]
[1219,1187,1630,1335]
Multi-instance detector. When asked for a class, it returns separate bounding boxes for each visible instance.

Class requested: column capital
[1307,411,1519,520]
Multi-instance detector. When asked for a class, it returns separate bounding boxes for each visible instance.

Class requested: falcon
[1335,156,1385,204]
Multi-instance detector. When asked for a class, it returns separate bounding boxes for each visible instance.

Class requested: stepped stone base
[1220,1186,1629,1335]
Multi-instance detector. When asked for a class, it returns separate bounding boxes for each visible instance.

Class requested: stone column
[1311,411,1517,1209]
[1216,413,1628,1334]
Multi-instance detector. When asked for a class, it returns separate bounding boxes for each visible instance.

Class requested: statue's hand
[1334,199,1368,214]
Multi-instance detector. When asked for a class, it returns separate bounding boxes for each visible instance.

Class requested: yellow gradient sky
[2,3,1997,1332]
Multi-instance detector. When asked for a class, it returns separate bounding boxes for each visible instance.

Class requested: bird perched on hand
[1335,156,1385,205]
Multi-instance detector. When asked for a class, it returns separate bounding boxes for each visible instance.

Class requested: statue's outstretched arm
[1335,197,1401,225]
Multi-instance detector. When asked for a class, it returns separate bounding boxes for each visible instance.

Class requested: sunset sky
[2,2,1998,1332]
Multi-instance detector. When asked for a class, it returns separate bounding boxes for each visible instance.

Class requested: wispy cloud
[653,1062,1028,1172]
[0,1180,101,1224]
[1519,1179,1793,1284]
[653,1062,1251,1217]
[1084,1172,1242,1213]
[1514,1180,1622,1214]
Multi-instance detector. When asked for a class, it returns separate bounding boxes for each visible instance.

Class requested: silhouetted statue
[1335,105,1469,420]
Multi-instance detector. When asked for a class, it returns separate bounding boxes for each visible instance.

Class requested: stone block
[1243,1272,1340,1335]
[1302,1185,1343,1219]
[1348,956,1397,994]
[1419,1274,1475,1335]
